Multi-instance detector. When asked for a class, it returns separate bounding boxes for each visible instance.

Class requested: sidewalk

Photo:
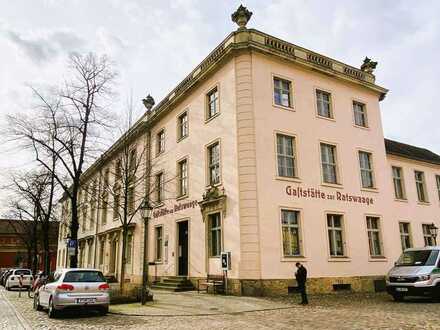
[0,288,32,330]
[110,290,291,316]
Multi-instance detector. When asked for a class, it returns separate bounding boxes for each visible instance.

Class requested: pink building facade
[57,7,440,295]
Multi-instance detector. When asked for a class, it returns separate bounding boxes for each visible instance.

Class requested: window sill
[273,103,295,112]
[208,256,221,259]
[281,256,307,262]
[321,182,343,189]
[156,151,165,158]
[328,257,351,262]
[153,261,163,265]
[177,135,188,143]
[394,198,408,203]
[154,202,165,208]
[205,112,220,124]
[360,187,379,193]
[353,124,370,130]
[275,176,302,183]
[176,194,189,201]
[316,114,335,122]
[369,257,387,262]
[417,201,430,206]
[205,182,222,189]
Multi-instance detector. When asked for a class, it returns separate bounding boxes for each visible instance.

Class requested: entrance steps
[151,276,195,292]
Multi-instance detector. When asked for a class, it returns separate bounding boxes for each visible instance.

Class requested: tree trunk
[119,227,128,294]
[26,246,32,270]
[69,187,79,268]
[32,226,38,274]
[43,220,50,274]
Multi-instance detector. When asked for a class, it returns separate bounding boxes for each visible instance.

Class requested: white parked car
[5,269,33,290]
[33,268,110,318]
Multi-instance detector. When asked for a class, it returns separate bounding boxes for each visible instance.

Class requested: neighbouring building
[57,6,440,296]
[0,219,59,271]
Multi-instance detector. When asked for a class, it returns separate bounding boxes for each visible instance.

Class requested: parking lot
[1,286,440,330]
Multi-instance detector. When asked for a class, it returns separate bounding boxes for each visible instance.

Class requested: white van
[386,246,440,301]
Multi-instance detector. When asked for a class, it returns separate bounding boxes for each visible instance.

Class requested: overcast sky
[1,1,439,177]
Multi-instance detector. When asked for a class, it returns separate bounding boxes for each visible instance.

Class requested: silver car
[386,246,440,301]
[34,268,110,318]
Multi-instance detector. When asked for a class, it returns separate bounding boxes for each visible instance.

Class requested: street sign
[67,239,77,256]
[221,252,231,271]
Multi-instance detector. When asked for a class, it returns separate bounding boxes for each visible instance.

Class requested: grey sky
[1,0,439,172]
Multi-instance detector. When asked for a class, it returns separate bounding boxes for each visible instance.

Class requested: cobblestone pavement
[1,287,440,329]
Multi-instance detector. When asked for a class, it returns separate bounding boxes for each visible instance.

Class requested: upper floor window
[273,77,292,108]
[392,166,406,200]
[359,151,374,188]
[207,142,220,185]
[327,214,345,257]
[177,111,188,140]
[157,129,165,155]
[276,134,296,178]
[422,224,435,246]
[366,216,383,257]
[399,222,412,251]
[177,158,188,197]
[415,170,428,203]
[320,143,339,184]
[436,175,440,202]
[316,90,332,118]
[281,209,301,257]
[206,87,219,119]
[353,101,367,127]
[156,172,164,203]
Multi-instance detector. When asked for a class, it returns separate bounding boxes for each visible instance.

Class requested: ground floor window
[155,226,163,261]
[125,233,133,265]
[281,209,301,256]
[327,214,345,257]
[399,222,412,251]
[208,213,222,257]
[422,224,435,246]
[99,240,105,266]
[366,216,383,257]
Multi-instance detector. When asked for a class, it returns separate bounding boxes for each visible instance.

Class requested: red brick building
[0,219,59,271]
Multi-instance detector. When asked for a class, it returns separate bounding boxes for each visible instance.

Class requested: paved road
[1,286,440,329]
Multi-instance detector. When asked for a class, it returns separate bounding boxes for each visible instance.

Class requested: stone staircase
[151,276,195,292]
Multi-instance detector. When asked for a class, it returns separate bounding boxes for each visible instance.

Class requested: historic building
[57,6,440,295]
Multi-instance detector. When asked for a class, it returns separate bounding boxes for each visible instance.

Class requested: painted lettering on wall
[285,186,374,206]
[153,200,198,219]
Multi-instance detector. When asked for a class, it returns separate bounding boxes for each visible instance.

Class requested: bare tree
[7,53,117,267]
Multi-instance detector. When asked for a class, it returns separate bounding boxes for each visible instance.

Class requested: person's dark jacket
[295,266,307,285]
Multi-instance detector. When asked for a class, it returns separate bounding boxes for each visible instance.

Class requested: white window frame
[399,222,412,251]
[422,224,435,246]
[177,110,189,141]
[359,151,375,189]
[157,129,165,155]
[208,212,222,257]
[207,140,221,186]
[273,76,292,108]
[320,143,339,185]
[392,166,406,200]
[436,175,440,202]
[155,226,163,262]
[280,209,302,257]
[326,213,346,258]
[276,133,297,178]
[206,86,219,120]
[353,101,368,127]
[155,172,165,203]
[177,158,188,197]
[366,216,384,258]
[415,170,428,203]
[316,89,333,119]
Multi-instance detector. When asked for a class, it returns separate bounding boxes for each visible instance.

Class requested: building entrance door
[177,221,189,276]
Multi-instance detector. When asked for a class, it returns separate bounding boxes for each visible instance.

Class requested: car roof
[56,268,102,272]
[405,246,440,252]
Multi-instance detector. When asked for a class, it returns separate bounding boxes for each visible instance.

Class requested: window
[320,143,338,184]
[392,167,406,199]
[359,151,374,188]
[178,159,188,197]
[178,111,188,140]
[208,213,222,257]
[157,129,165,155]
[82,207,87,232]
[129,149,137,180]
[316,90,332,118]
[281,210,301,256]
[128,186,135,214]
[99,240,105,266]
[156,172,164,203]
[113,186,120,220]
[206,87,219,119]
[422,224,435,246]
[415,171,428,202]
[155,226,163,261]
[273,77,292,108]
[436,175,440,202]
[399,222,412,251]
[327,214,345,257]
[276,134,296,178]
[101,169,110,225]
[90,181,97,228]
[125,233,132,264]
[366,217,383,257]
[87,241,93,266]
[208,142,220,185]
[353,101,367,127]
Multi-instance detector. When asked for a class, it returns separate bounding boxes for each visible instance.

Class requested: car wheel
[48,298,58,319]
[33,294,43,311]
[99,306,109,316]
[392,294,404,302]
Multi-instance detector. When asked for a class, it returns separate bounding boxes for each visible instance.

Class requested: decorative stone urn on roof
[360,57,378,74]
[231,5,253,30]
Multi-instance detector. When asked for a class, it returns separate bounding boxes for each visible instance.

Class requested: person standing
[295,262,308,305]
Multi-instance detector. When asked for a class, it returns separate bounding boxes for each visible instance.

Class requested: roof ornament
[142,94,155,111]
[231,5,253,30]
[360,57,378,74]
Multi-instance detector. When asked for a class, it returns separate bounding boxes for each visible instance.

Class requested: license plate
[76,298,96,303]
[396,287,408,292]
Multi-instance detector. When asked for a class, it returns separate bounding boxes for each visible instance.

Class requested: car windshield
[63,271,106,283]
[15,270,31,275]
[396,250,439,266]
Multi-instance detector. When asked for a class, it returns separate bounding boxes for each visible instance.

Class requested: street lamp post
[140,198,153,305]
[428,223,438,245]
